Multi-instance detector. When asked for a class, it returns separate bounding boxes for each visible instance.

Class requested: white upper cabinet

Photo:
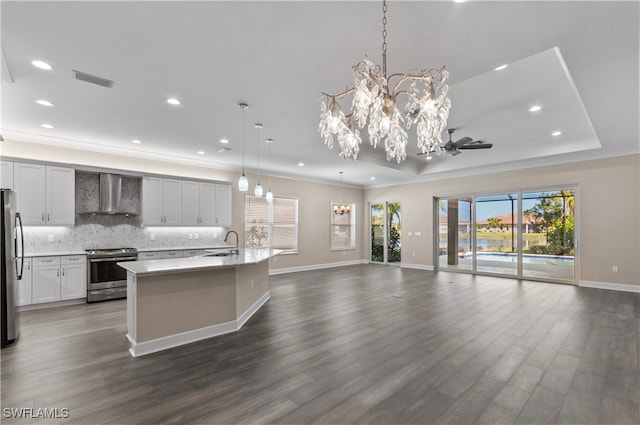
[1,160,14,190]
[182,180,200,225]
[215,184,232,226]
[199,182,217,225]
[163,179,182,225]
[182,181,217,225]
[142,177,182,225]
[46,166,75,225]
[142,177,164,225]
[14,162,74,226]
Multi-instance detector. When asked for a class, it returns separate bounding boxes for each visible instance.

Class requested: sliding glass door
[437,198,472,271]
[370,202,402,264]
[435,188,576,283]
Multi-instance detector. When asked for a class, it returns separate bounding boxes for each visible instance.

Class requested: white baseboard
[237,291,270,329]
[401,263,435,271]
[17,298,86,312]
[129,291,271,357]
[269,259,367,275]
[579,280,640,293]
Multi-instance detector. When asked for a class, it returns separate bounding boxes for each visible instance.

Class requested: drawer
[183,250,204,257]
[62,255,86,265]
[138,252,162,260]
[161,250,184,259]
[33,256,60,267]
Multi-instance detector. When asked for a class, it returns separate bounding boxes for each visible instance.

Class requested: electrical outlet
[189,234,193,240]
[194,233,199,240]
[413,252,416,257]
[415,231,421,236]
[150,234,155,241]
[48,235,54,243]
[408,231,412,236]
[251,279,254,289]
[612,265,618,272]
[343,251,346,256]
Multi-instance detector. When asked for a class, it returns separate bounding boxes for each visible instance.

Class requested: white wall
[0,139,364,271]
[364,155,640,288]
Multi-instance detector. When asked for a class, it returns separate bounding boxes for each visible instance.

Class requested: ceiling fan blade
[458,140,493,150]
[453,136,473,147]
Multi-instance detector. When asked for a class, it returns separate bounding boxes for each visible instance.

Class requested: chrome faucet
[224,230,239,255]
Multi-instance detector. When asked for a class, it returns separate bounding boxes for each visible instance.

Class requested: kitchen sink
[202,252,233,257]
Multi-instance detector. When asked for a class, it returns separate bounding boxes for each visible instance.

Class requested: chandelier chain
[382,0,387,77]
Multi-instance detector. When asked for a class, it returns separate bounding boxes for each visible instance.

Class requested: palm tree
[488,217,502,232]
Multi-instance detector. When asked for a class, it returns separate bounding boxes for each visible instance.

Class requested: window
[245,195,298,252]
[330,202,356,250]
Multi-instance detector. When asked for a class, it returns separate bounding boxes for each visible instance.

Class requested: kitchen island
[118,248,282,357]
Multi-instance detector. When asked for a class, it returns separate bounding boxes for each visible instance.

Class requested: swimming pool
[458,252,574,266]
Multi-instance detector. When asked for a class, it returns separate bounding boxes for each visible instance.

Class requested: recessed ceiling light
[528,105,542,112]
[298,162,304,167]
[265,138,274,144]
[453,0,467,3]
[35,99,54,106]
[219,139,229,144]
[370,177,376,180]
[494,64,508,71]
[166,98,180,105]
[552,131,562,136]
[197,150,205,155]
[41,123,54,129]
[32,60,52,70]
[426,155,433,160]
[131,139,142,144]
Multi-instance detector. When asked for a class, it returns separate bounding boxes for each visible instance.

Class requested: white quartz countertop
[117,248,283,276]
[137,245,232,252]
[25,251,87,258]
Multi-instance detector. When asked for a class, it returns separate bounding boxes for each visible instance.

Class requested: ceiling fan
[419,129,493,157]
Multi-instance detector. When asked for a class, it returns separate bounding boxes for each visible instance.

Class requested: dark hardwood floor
[1,265,639,424]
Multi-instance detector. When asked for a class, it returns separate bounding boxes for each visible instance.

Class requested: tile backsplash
[23,220,228,253]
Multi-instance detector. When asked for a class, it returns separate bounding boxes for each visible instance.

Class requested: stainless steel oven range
[86,248,137,302]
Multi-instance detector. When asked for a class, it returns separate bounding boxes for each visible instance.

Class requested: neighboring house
[476,212,543,233]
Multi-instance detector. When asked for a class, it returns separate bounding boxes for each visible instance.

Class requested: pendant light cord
[382,0,387,78]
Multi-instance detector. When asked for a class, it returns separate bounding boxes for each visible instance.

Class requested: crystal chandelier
[320,0,451,163]
[333,171,351,215]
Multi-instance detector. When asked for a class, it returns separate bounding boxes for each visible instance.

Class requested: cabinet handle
[47,213,50,222]
[40,259,54,263]
[42,213,45,221]
[57,269,59,277]
[62,269,65,277]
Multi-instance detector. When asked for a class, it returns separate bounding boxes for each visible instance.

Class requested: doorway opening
[370,202,402,264]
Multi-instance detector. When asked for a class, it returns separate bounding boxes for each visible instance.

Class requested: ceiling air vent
[73,70,114,88]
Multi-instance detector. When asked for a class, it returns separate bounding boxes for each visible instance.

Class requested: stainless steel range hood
[99,173,122,214]
[77,171,140,216]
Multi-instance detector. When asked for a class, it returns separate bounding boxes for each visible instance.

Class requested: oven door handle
[89,256,138,263]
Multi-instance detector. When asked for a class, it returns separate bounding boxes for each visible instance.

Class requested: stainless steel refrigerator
[1,189,24,347]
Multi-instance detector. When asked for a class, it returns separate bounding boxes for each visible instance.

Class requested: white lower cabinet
[32,255,86,304]
[17,258,32,307]
[161,250,184,259]
[61,256,87,300]
[33,257,61,304]
[138,251,162,261]
[183,249,205,257]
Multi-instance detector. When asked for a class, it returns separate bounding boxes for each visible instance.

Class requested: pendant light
[265,138,274,203]
[333,171,351,215]
[238,103,249,192]
[254,123,263,197]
